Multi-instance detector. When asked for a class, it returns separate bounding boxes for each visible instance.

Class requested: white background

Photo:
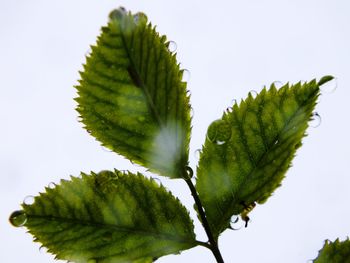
[1,1,349,262]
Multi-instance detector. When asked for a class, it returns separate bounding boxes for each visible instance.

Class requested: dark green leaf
[76,8,191,178]
[196,79,325,238]
[314,238,350,263]
[12,170,197,262]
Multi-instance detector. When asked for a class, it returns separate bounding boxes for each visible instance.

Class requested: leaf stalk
[184,172,224,263]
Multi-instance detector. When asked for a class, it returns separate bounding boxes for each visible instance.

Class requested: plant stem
[184,176,224,263]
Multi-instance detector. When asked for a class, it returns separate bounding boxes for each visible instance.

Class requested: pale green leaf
[13,170,197,262]
[75,8,191,178]
[196,78,328,238]
[313,238,350,263]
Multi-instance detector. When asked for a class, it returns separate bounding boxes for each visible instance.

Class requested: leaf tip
[318,75,334,86]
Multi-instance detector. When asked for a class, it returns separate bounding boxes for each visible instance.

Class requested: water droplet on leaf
[151,177,162,185]
[23,196,35,205]
[85,47,92,57]
[109,7,127,20]
[133,12,147,24]
[167,41,177,53]
[310,112,321,128]
[9,210,27,227]
[39,245,48,254]
[272,81,283,89]
[319,76,337,94]
[231,99,237,105]
[230,215,239,224]
[226,107,233,113]
[182,69,191,82]
[194,149,201,160]
[249,90,258,99]
[229,215,243,230]
[207,119,232,145]
[48,182,56,189]
[190,107,195,118]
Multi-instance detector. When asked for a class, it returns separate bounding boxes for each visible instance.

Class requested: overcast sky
[1,1,350,262]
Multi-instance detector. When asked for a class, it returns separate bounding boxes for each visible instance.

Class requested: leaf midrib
[117,22,163,127]
[27,214,196,245]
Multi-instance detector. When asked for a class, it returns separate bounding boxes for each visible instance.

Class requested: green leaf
[75,8,191,178]
[12,170,197,262]
[314,238,350,263]
[196,79,326,238]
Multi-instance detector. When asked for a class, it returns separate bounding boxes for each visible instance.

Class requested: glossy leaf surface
[76,8,191,178]
[314,238,350,263]
[17,171,197,262]
[196,79,326,238]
